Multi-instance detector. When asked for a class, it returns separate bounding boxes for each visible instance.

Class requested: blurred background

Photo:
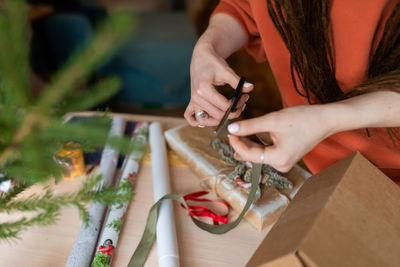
[28,0,282,118]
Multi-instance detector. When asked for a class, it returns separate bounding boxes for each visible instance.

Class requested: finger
[185,99,224,127]
[229,135,294,172]
[237,135,264,149]
[228,104,246,120]
[184,104,200,127]
[228,135,267,163]
[227,115,274,136]
[217,67,254,93]
[228,94,250,119]
[192,95,225,122]
[196,114,220,127]
[229,135,278,165]
[233,152,243,161]
[195,83,231,111]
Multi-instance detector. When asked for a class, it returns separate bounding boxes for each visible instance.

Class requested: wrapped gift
[164,124,310,230]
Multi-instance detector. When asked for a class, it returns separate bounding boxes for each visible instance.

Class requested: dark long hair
[266,0,400,104]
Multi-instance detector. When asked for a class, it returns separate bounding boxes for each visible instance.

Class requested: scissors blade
[214,77,246,136]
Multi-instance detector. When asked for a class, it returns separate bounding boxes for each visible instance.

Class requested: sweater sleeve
[211,0,267,62]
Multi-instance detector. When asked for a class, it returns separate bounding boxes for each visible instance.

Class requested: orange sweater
[213,0,400,182]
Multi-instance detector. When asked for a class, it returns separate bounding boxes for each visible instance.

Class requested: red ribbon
[181,191,230,225]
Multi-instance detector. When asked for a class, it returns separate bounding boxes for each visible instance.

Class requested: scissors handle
[214,77,246,136]
[230,77,246,112]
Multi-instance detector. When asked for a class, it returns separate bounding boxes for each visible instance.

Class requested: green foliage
[0,0,136,240]
[0,174,134,239]
[92,252,111,267]
[107,217,123,232]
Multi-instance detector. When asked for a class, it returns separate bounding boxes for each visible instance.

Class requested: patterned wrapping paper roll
[66,116,125,267]
[149,122,180,267]
[92,122,149,267]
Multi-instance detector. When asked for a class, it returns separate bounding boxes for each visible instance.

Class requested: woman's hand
[185,43,252,127]
[227,105,333,172]
[184,13,253,127]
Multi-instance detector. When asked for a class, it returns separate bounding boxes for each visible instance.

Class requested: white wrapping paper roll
[66,116,125,267]
[149,122,180,267]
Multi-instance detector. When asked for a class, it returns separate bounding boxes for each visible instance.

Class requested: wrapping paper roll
[149,122,180,267]
[66,116,125,267]
[92,122,149,266]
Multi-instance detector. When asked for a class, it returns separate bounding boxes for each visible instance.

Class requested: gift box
[164,124,310,230]
[246,152,400,267]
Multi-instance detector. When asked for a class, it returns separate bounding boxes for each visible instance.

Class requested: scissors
[214,77,246,137]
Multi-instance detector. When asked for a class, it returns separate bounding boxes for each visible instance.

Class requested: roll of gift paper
[92,122,149,267]
[128,144,262,267]
[149,122,180,267]
[66,116,125,267]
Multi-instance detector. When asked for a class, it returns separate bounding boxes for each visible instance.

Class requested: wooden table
[0,112,270,267]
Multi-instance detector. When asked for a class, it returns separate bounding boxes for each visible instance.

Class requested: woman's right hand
[184,14,253,127]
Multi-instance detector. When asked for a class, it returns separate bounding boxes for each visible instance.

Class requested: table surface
[0,112,271,267]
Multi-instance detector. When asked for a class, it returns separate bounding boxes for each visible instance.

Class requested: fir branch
[106,135,135,156]
[0,175,133,239]
[56,77,121,114]
[0,0,136,241]
[118,178,134,192]
[0,181,29,205]
[73,202,91,226]
[78,174,103,197]
[45,116,111,151]
[0,206,59,241]
[1,179,133,213]
[89,186,133,206]
[0,0,29,107]
[0,112,48,169]
[36,12,134,112]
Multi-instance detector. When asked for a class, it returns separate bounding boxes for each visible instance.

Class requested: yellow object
[54,142,85,180]
[142,146,187,167]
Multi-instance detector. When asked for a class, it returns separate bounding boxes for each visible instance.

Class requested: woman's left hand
[227,105,333,172]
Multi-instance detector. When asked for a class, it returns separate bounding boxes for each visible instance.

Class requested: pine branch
[73,202,91,226]
[78,175,104,196]
[0,112,48,169]
[36,12,134,112]
[0,181,29,205]
[0,0,29,107]
[0,0,136,241]
[1,175,133,213]
[0,174,134,239]
[56,77,121,114]
[0,206,59,241]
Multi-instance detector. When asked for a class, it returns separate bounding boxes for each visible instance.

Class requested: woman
[184,0,400,183]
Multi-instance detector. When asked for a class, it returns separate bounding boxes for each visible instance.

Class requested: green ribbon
[127,163,262,267]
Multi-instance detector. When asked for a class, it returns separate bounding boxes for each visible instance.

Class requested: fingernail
[244,82,253,88]
[242,104,246,112]
[245,95,250,101]
[228,123,239,133]
[198,125,205,128]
